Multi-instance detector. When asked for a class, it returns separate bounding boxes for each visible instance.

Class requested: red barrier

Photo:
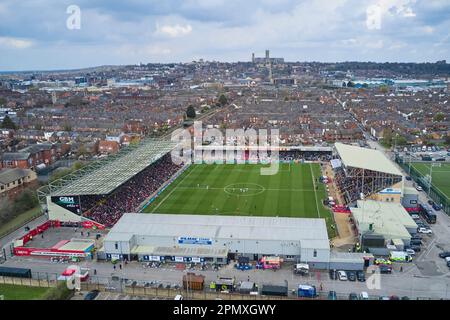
[13,246,87,257]
[332,205,352,214]
[81,220,105,230]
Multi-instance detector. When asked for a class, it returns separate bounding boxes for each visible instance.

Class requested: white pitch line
[174,186,317,192]
[150,165,198,213]
[310,163,321,218]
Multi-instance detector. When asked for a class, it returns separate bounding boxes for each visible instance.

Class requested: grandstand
[38,139,181,227]
[332,143,404,205]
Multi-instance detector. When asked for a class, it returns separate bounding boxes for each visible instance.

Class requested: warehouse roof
[105,213,330,249]
[335,143,402,176]
[350,200,417,240]
[49,139,176,196]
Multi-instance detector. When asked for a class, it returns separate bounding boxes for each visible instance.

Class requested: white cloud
[156,23,193,38]
[0,36,33,49]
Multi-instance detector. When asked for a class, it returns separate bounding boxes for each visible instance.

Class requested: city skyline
[1,0,450,71]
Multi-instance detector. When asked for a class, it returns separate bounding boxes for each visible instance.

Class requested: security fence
[1,273,449,300]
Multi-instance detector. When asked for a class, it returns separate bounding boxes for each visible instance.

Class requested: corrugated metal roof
[351,200,417,240]
[105,213,330,249]
[50,139,177,196]
[335,142,403,176]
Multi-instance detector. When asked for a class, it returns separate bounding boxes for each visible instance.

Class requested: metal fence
[0,273,447,300]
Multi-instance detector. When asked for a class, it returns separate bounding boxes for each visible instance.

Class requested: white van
[360,292,369,300]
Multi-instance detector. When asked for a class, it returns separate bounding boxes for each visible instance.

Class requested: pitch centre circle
[224,183,265,197]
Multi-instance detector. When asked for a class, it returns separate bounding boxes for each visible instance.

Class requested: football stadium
[34,139,414,265]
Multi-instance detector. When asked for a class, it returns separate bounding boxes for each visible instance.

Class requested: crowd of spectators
[82,154,182,227]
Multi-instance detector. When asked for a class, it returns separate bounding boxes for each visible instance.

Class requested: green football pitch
[410,162,450,199]
[143,163,335,236]
[0,284,50,300]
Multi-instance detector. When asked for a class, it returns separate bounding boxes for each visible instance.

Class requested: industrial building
[102,213,331,268]
[350,200,417,250]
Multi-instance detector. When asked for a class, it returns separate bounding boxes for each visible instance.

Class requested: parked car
[349,293,359,300]
[329,269,337,280]
[405,176,412,181]
[410,246,421,252]
[347,271,356,281]
[379,296,390,300]
[84,290,100,300]
[337,270,348,281]
[360,292,369,300]
[439,252,450,259]
[379,265,392,274]
[390,295,400,300]
[428,200,435,206]
[418,227,432,234]
[432,204,441,211]
[405,249,416,256]
[410,214,420,219]
[328,291,337,300]
[416,186,423,191]
[356,271,366,282]
[401,296,410,300]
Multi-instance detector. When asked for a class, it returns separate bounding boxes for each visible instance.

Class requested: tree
[218,94,228,106]
[0,97,6,105]
[445,135,450,146]
[433,113,445,122]
[1,115,17,130]
[63,123,72,132]
[380,85,389,94]
[347,81,355,88]
[186,105,196,119]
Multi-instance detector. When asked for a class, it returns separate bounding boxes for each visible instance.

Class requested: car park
[439,252,450,259]
[347,271,356,281]
[337,270,348,281]
[84,290,100,300]
[349,293,358,300]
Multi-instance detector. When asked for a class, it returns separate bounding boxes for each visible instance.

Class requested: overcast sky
[0,0,449,71]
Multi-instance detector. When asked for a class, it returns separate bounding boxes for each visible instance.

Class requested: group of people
[83,154,183,227]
